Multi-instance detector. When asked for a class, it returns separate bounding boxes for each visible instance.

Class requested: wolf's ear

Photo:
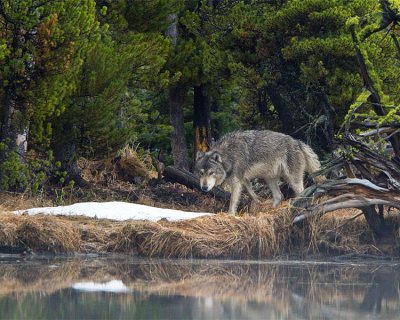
[211,152,222,163]
[196,151,205,161]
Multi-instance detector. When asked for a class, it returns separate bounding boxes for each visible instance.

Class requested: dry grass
[0,212,80,253]
[1,203,291,257]
[1,192,400,257]
[16,215,80,253]
[110,211,291,258]
[0,191,53,210]
[77,145,157,186]
[0,205,125,254]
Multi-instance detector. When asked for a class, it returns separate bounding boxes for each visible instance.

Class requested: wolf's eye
[199,170,204,176]
[208,171,214,176]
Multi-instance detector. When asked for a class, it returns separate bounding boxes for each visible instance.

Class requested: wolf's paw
[272,200,281,208]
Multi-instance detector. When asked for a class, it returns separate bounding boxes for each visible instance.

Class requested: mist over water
[0,256,399,319]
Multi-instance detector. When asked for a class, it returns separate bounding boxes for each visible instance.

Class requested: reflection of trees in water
[283,263,400,319]
[360,271,399,313]
[0,258,400,318]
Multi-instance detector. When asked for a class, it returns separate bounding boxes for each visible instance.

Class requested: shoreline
[1,208,400,259]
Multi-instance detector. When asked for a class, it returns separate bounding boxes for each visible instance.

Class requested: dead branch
[293,178,400,223]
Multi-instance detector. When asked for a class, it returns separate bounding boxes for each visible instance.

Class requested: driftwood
[163,165,230,201]
[292,133,400,237]
[293,178,400,223]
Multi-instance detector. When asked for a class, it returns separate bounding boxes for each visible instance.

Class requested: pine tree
[0,0,99,190]
[50,1,175,171]
[206,0,376,152]
[165,0,230,167]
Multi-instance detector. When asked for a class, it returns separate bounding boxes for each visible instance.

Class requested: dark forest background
[1,0,399,192]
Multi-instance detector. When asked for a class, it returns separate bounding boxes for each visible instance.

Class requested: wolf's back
[215,130,287,153]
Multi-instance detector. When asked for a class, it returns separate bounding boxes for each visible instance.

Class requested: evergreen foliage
[0,0,99,190]
[0,0,399,191]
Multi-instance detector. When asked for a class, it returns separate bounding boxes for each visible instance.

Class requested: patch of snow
[72,280,130,293]
[14,201,211,222]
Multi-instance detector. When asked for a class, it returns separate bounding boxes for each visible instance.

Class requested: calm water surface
[0,256,399,319]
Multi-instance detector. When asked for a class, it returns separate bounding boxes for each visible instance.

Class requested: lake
[0,256,399,319]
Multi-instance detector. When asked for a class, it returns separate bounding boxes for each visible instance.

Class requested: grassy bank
[1,195,400,258]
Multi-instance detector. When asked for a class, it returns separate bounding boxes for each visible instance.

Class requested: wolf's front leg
[266,179,283,208]
[228,178,242,214]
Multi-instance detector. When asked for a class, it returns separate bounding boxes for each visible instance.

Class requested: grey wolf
[194,130,324,214]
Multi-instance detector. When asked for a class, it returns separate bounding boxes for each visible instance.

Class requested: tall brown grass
[1,201,400,257]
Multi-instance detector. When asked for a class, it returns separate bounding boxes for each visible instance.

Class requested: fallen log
[292,178,400,236]
[163,166,230,201]
[291,127,400,237]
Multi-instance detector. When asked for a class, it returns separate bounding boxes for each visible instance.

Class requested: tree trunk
[166,11,190,171]
[316,91,335,150]
[265,86,296,136]
[0,86,12,143]
[0,85,28,160]
[256,89,269,121]
[361,205,391,238]
[165,14,178,46]
[191,3,213,161]
[53,141,89,187]
[211,97,221,141]
[193,85,212,159]
[169,86,190,170]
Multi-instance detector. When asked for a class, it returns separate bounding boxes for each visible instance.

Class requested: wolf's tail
[299,142,326,184]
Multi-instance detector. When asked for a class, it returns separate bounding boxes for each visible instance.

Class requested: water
[0,256,399,320]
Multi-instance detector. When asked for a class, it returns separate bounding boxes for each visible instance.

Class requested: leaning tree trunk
[351,25,400,159]
[315,91,335,150]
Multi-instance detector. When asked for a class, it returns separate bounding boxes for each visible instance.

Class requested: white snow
[72,280,130,293]
[14,201,211,222]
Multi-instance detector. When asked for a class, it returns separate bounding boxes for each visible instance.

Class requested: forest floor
[1,178,399,259]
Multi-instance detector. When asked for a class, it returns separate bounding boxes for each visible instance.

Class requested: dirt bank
[1,185,400,258]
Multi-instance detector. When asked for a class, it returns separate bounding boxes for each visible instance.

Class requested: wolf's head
[194,151,227,192]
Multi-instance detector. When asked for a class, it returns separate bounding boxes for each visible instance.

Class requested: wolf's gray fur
[194,130,324,214]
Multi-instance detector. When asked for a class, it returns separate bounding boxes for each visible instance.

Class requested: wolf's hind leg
[243,179,260,202]
[286,174,304,196]
[266,179,282,208]
[290,180,304,196]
